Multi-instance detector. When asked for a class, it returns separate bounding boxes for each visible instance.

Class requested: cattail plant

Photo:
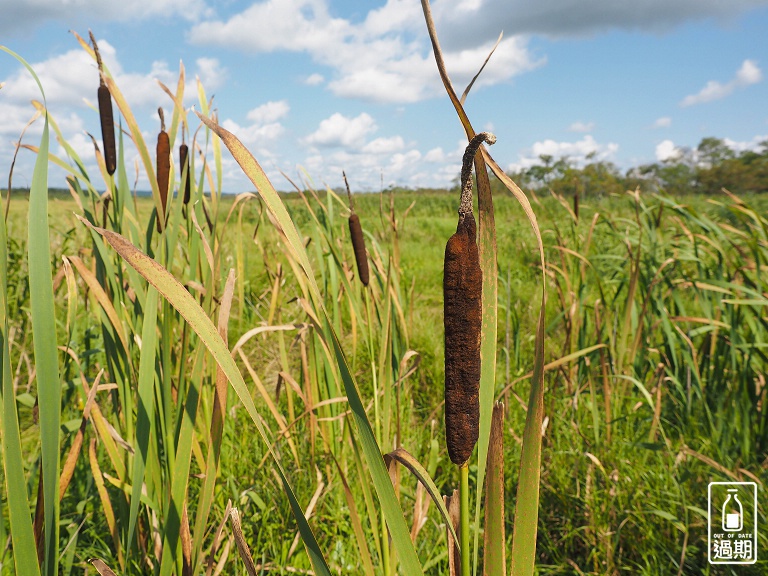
[156,107,170,232]
[180,136,190,205]
[89,31,116,176]
[444,131,495,575]
[344,171,369,286]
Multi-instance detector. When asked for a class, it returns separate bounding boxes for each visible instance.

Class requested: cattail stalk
[344,171,369,286]
[90,32,116,176]
[444,131,495,575]
[156,107,170,232]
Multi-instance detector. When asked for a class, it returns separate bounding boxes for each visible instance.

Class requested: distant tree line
[503,137,768,197]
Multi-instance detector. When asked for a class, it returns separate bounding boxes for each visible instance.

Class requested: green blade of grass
[75,217,334,576]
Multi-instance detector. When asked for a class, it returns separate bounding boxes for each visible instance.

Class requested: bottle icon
[722,489,743,532]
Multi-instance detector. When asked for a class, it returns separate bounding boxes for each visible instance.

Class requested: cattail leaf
[385,447,461,552]
[0,46,44,576]
[76,217,333,576]
[230,508,258,576]
[330,455,376,576]
[90,558,119,576]
[20,66,62,576]
[67,256,130,354]
[88,438,123,568]
[483,403,506,575]
[126,285,158,552]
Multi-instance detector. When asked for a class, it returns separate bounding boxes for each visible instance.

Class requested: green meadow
[2,185,767,574]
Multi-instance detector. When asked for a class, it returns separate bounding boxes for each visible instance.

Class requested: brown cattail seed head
[444,212,482,466]
[97,86,116,175]
[444,131,495,467]
[156,107,170,232]
[90,32,116,176]
[344,171,369,286]
[348,213,369,286]
[179,142,190,205]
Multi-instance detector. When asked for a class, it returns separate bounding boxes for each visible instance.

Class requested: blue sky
[1,0,767,192]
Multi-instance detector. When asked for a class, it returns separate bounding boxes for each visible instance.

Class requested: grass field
[2,184,767,574]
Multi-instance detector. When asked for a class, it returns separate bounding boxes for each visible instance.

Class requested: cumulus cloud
[0,40,226,110]
[509,134,619,171]
[246,100,289,124]
[189,0,543,104]
[305,73,325,86]
[653,116,672,128]
[294,110,464,189]
[681,59,762,107]
[0,0,209,36]
[723,134,768,153]
[655,139,680,161]
[303,112,377,148]
[222,101,289,147]
[568,121,594,132]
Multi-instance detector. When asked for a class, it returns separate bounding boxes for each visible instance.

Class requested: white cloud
[723,134,768,153]
[305,73,325,86]
[293,110,465,190]
[195,57,227,93]
[0,40,226,111]
[219,100,289,165]
[362,136,405,155]
[189,0,543,104]
[655,139,680,161]
[424,147,447,163]
[568,121,594,132]
[736,59,762,84]
[681,59,762,107]
[653,116,672,128]
[509,134,619,171]
[303,112,377,148]
[246,100,290,124]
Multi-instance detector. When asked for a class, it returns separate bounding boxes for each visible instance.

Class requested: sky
[1,0,767,193]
